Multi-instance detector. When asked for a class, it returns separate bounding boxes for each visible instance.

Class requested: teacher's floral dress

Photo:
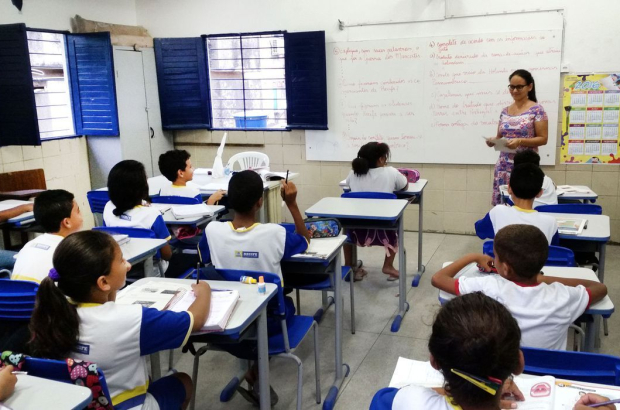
[492,104,548,205]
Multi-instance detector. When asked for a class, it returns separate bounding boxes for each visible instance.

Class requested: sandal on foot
[354,267,368,281]
[386,275,399,282]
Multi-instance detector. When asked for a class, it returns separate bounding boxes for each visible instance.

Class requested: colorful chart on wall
[561,74,620,164]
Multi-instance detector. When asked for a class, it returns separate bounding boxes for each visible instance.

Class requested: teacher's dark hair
[352,142,390,176]
[510,69,537,102]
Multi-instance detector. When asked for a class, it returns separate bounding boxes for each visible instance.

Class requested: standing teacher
[486,69,549,205]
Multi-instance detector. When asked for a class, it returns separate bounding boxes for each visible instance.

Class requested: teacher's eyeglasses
[508,84,527,91]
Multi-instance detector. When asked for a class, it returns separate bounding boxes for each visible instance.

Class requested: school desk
[120,238,167,278]
[4,374,92,410]
[305,197,411,334]
[118,277,277,410]
[339,179,428,287]
[500,184,598,204]
[0,199,42,251]
[438,264,614,353]
[281,234,349,410]
[153,204,226,226]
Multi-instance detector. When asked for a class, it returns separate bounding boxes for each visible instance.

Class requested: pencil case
[397,168,420,183]
[304,218,342,238]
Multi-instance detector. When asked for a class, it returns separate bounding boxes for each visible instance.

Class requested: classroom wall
[135,0,620,242]
[0,0,139,229]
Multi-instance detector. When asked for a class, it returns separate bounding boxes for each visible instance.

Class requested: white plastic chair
[227,151,270,171]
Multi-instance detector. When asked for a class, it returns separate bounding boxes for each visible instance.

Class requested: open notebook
[555,217,587,235]
[390,357,620,409]
[117,281,239,332]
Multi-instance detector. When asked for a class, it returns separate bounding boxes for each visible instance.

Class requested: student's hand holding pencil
[280,180,298,207]
[500,377,524,409]
[474,254,496,273]
[574,393,617,409]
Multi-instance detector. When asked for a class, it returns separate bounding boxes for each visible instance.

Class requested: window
[206,33,287,130]
[27,31,76,140]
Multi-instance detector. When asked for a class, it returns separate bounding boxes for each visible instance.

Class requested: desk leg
[584,316,599,353]
[257,308,270,410]
[598,243,607,284]
[323,251,349,410]
[391,216,410,332]
[412,191,425,287]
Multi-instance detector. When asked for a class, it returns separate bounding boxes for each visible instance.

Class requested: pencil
[196,262,200,284]
[589,398,620,408]
[285,170,289,183]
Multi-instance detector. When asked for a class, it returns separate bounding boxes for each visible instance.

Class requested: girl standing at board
[486,69,548,205]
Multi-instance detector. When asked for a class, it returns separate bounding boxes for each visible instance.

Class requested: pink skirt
[348,229,398,256]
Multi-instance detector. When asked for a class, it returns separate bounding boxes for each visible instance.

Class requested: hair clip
[450,369,502,395]
[48,268,60,282]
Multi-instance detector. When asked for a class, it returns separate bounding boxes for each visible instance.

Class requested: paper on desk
[150,203,172,214]
[115,281,187,310]
[291,236,345,259]
[483,136,517,153]
[170,289,239,331]
[389,357,444,388]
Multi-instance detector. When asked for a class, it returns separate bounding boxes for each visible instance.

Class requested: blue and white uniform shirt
[198,222,308,280]
[103,202,171,241]
[475,205,559,245]
[12,233,63,283]
[159,184,202,201]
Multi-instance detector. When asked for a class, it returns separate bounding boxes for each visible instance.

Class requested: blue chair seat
[370,387,399,410]
[268,315,315,355]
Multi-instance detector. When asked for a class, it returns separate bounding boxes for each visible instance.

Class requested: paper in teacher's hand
[482,136,517,153]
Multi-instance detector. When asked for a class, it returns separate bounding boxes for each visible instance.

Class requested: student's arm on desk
[206,190,226,205]
[574,393,616,410]
[0,204,33,223]
[0,365,17,401]
[188,282,211,332]
[537,274,608,304]
[281,181,310,243]
[431,253,494,295]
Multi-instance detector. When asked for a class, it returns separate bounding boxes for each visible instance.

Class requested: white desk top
[5,374,92,410]
[152,204,225,225]
[339,178,428,196]
[544,213,610,241]
[119,238,167,264]
[120,278,277,337]
[305,197,409,221]
[191,169,299,194]
[438,263,614,316]
[287,234,347,263]
[0,200,34,224]
[500,184,598,200]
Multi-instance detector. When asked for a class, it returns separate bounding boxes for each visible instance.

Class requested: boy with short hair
[12,189,83,283]
[158,149,224,204]
[512,150,557,207]
[431,224,607,350]
[475,163,559,244]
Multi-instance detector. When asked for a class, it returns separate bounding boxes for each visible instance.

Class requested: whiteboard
[306,30,563,165]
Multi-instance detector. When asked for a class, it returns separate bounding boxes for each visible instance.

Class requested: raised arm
[281,181,310,243]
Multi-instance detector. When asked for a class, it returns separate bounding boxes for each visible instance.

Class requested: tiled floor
[165,232,620,409]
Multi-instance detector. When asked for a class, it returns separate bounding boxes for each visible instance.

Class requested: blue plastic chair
[536,204,603,215]
[522,346,620,385]
[150,195,201,205]
[341,191,397,200]
[185,268,320,410]
[482,240,576,267]
[370,387,399,410]
[0,279,38,321]
[86,190,110,227]
[24,356,113,408]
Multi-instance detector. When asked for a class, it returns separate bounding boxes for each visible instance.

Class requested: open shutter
[0,23,40,146]
[284,31,328,130]
[66,32,119,136]
[154,37,211,130]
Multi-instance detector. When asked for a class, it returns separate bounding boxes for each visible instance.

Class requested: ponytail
[29,277,80,359]
[509,69,537,103]
[29,231,118,359]
[352,142,391,176]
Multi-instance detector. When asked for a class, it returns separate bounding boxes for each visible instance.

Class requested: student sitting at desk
[197,170,312,406]
[0,203,34,273]
[510,150,557,208]
[431,224,608,350]
[12,189,83,283]
[475,163,559,245]
[344,141,408,281]
[158,149,225,204]
[30,231,212,410]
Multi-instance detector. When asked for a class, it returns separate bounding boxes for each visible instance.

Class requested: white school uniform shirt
[11,233,63,283]
[392,385,456,410]
[103,202,171,241]
[199,222,308,281]
[509,175,558,208]
[158,184,201,200]
[73,302,193,410]
[489,205,558,244]
[345,166,408,193]
[457,274,591,350]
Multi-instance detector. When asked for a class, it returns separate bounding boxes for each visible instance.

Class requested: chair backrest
[87,190,110,214]
[522,346,620,386]
[150,195,201,205]
[482,240,576,267]
[226,152,270,171]
[93,226,156,239]
[370,387,399,410]
[0,279,38,320]
[341,191,397,200]
[24,356,113,407]
[0,169,46,191]
[536,204,603,215]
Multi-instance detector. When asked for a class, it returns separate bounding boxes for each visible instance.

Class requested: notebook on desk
[390,357,620,409]
[556,218,587,235]
[171,204,223,219]
[290,235,346,260]
[556,185,592,196]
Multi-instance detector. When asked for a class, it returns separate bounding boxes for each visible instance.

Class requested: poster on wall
[561,74,620,164]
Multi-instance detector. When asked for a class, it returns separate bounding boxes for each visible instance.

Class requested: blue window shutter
[154,37,211,130]
[284,31,328,130]
[0,23,40,146]
[66,32,119,136]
